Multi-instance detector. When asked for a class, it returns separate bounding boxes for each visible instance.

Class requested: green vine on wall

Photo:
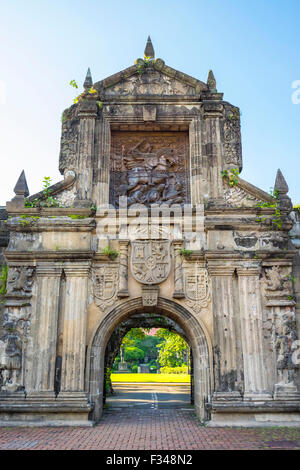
[101,246,119,260]
[221,168,240,187]
[24,177,61,208]
[255,189,283,230]
[0,265,8,296]
[135,55,152,75]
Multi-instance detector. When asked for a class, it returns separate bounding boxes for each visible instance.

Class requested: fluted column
[209,266,242,400]
[29,264,62,397]
[117,240,129,297]
[60,263,90,394]
[172,240,185,298]
[237,266,272,400]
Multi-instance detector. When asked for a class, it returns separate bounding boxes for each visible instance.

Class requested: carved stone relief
[110,132,189,207]
[262,265,293,301]
[104,70,196,96]
[223,186,261,207]
[183,264,210,313]
[131,240,171,285]
[223,106,242,169]
[6,267,35,297]
[92,265,119,309]
[59,117,79,174]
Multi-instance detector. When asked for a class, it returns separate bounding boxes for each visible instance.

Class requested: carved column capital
[236,266,261,277]
[36,264,63,277]
[207,265,236,277]
[63,262,91,277]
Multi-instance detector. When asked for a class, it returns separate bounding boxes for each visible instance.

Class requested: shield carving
[93,267,118,303]
[184,269,209,302]
[131,240,171,285]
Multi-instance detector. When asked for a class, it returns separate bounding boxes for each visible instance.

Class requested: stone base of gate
[0,393,93,427]
[207,401,300,427]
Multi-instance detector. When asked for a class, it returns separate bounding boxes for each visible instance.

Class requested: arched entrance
[87,298,212,423]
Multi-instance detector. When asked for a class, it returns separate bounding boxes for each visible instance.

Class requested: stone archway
[87,297,212,423]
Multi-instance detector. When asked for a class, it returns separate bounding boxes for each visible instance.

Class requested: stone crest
[92,266,119,308]
[183,265,210,313]
[131,240,171,285]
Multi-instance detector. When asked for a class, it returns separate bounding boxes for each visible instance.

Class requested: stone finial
[144,36,155,59]
[207,70,217,92]
[6,170,29,211]
[14,170,29,197]
[83,67,93,89]
[274,169,289,194]
[274,169,292,212]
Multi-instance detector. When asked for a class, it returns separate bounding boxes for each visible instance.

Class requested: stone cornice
[5,250,95,261]
[6,216,96,232]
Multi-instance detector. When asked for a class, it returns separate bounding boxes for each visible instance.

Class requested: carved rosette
[131,240,171,285]
[183,264,210,314]
[92,265,119,309]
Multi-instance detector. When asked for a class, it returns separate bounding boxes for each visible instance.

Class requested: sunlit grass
[111,373,190,383]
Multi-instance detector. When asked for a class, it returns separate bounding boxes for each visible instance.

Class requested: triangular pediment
[223,177,273,208]
[94,59,208,97]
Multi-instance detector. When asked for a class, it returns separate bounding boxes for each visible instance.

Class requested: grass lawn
[111,373,190,383]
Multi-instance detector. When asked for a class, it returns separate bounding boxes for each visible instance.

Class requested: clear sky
[0,0,299,204]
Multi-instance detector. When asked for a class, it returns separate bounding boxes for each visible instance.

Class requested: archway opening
[104,318,193,410]
[88,298,211,423]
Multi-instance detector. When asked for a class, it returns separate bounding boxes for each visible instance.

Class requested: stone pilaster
[117,240,129,297]
[28,264,62,397]
[60,263,90,394]
[76,102,98,203]
[237,266,272,400]
[172,240,185,298]
[209,266,242,401]
[93,116,110,207]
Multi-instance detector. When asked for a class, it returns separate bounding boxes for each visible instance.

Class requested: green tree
[156,329,189,368]
[124,346,145,363]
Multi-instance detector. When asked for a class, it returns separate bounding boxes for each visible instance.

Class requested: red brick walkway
[0,408,300,450]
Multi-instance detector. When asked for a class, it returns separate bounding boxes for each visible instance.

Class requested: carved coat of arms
[92,266,118,308]
[131,240,171,285]
[184,266,210,313]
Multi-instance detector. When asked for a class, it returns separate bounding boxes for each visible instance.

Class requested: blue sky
[0,0,299,203]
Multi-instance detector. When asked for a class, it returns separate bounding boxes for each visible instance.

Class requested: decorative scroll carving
[92,266,119,308]
[59,116,79,174]
[223,186,261,207]
[183,264,210,313]
[131,240,171,285]
[110,132,189,207]
[6,267,35,297]
[104,71,196,96]
[223,106,242,169]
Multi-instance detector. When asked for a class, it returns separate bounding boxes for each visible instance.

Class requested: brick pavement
[0,408,300,450]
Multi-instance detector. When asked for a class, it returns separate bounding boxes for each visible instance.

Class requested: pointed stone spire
[274,169,292,211]
[14,170,29,197]
[144,36,155,59]
[274,169,289,194]
[83,67,93,89]
[6,170,29,210]
[207,70,217,92]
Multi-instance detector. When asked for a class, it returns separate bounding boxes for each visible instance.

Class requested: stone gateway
[0,38,300,427]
